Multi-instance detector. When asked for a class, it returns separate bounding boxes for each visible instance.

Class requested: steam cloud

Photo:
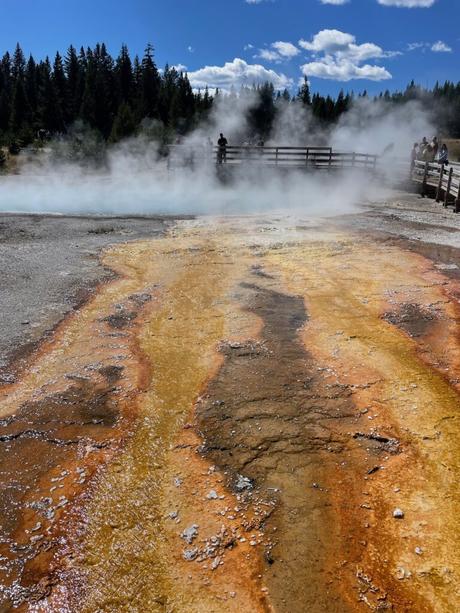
[0,94,433,217]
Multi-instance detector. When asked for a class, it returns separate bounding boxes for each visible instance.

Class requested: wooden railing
[411,160,460,212]
[167,145,378,171]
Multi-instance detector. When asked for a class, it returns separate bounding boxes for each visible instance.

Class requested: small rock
[206,490,219,500]
[393,508,405,519]
[415,547,423,555]
[183,548,198,561]
[181,524,199,544]
[396,566,411,580]
[174,476,183,487]
[229,591,236,598]
[211,556,221,570]
[235,474,253,492]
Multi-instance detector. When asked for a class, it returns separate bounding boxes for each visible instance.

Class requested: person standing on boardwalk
[438,143,449,165]
[217,133,228,164]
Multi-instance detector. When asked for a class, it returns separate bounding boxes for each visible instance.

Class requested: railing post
[435,163,444,202]
[455,183,460,213]
[444,166,453,207]
[421,162,429,196]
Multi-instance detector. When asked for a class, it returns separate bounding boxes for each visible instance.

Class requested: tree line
[0,42,212,148]
[1,42,460,152]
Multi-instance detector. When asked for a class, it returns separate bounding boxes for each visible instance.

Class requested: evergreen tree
[139,44,161,119]
[248,82,276,139]
[115,44,133,104]
[25,55,38,126]
[12,43,26,79]
[110,102,136,142]
[9,77,30,139]
[53,52,67,125]
[298,76,311,106]
[64,45,83,122]
[37,57,64,133]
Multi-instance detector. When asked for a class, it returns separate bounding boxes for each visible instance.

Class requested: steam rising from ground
[0,95,433,216]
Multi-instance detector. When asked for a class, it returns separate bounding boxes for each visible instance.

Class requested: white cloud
[187,58,292,92]
[255,41,299,63]
[257,49,281,61]
[299,29,355,53]
[408,40,452,53]
[431,40,452,52]
[299,29,393,81]
[377,0,436,6]
[272,41,300,58]
[301,58,391,81]
[244,43,254,51]
[407,42,426,50]
[319,0,350,4]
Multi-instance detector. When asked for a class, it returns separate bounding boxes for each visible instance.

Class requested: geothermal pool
[1,203,460,612]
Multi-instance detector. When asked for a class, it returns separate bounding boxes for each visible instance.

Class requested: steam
[0,94,433,217]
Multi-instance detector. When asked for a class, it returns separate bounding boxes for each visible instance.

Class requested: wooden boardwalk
[167,144,378,172]
[412,160,460,212]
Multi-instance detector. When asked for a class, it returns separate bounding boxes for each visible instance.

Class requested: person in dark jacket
[438,143,449,165]
[217,133,228,164]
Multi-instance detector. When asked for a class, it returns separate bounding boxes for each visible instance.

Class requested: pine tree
[12,43,26,79]
[248,82,276,139]
[110,102,136,142]
[115,44,133,104]
[53,52,67,125]
[37,57,64,133]
[139,44,161,119]
[0,53,12,137]
[80,47,98,128]
[9,77,30,139]
[64,45,83,122]
[298,76,311,106]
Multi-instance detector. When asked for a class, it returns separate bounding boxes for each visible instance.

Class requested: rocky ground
[1,192,460,612]
[0,214,187,385]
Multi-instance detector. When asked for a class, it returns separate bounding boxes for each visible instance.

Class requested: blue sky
[0,0,458,96]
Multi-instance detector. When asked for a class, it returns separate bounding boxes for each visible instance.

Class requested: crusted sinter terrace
[1,193,460,612]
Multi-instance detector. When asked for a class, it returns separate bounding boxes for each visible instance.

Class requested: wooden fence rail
[167,144,378,171]
[411,160,460,212]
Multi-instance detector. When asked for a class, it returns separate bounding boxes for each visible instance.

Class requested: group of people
[411,136,449,169]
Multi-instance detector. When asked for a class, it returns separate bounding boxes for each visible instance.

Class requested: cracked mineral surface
[1,195,460,612]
